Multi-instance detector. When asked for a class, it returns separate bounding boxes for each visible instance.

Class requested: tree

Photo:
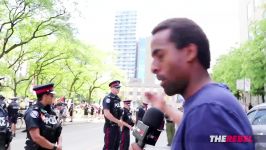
[0,37,70,96]
[212,18,266,102]
[0,0,126,100]
[212,47,245,92]
[0,0,69,60]
[243,19,266,102]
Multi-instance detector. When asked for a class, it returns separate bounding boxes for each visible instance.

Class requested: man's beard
[163,80,187,96]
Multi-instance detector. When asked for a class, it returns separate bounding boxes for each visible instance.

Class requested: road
[11,121,170,150]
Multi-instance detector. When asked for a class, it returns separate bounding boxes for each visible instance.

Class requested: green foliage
[0,0,125,101]
[213,18,266,100]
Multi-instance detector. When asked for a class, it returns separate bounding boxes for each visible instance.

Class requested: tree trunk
[14,83,17,97]
[88,87,93,104]
[68,78,77,98]
[24,80,32,97]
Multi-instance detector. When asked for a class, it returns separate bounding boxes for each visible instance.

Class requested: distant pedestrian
[90,106,94,117]
[84,104,89,116]
[69,103,74,122]
[7,97,20,137]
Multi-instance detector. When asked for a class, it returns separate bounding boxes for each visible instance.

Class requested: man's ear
[185,44,198,63]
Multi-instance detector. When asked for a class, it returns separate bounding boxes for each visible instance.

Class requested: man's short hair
[152,18,210,69]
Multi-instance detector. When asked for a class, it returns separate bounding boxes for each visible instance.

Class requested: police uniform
[135,102,147,143]
[0,95,12,150]
[7,98,20,125]
[136,102,148,123]
[102,80,123,150]
[165,115,175,146]
[120,100,134,150]
[0,95,7,110]
[24,83,62,150]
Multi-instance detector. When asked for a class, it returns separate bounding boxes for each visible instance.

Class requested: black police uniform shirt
[136,106,145,122]
[102,93,122,124]
[24,102,59,147]
[0,100,6,109]
[122,107,134,130]
[0,105,8,130]
[7,101,19,117]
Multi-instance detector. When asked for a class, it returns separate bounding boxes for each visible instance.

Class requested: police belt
[105,121,118,127]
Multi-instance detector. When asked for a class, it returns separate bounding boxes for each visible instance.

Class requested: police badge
[106,98,111,103]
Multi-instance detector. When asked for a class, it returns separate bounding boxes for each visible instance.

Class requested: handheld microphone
[133,107,164,148]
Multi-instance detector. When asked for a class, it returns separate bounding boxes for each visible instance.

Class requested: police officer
[0,95,7,110]
[7,97,19,137]
[120,100,134,150]
[165,114,175,146]
[24,83,62,150]
[136,102,148,123]
[0,95,12,150]
[102,80,131,150]
[135,101,148,143]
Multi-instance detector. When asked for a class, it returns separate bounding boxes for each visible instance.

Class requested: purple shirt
[171,83,254,150]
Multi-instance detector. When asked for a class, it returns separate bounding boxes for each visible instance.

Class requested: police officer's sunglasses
[48,93,55,97]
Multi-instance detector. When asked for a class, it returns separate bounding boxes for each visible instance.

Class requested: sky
[65,0,241,68]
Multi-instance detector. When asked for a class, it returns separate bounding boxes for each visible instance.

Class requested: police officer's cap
[143,101,148,106]
[33,83,55,95]
[0,95,5,100]
[109,80,121,88]
[11,97,19,101]
[123,100,132,105]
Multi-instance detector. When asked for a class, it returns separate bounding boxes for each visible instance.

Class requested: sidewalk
[17,116,103,130]
[63,116,104,125]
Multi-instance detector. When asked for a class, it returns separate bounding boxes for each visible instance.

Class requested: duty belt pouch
[0,128,12,147]
[55,125,62,141]
[0,128,6,136]
[5,128,12,145]
[107,121,118,127]
[42,125,57,143]
[25,140,39,150]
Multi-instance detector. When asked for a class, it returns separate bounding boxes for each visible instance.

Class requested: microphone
[133,107,164,148]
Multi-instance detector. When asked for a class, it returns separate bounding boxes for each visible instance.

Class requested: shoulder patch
[30,110,39,118]
[106,98,111,103]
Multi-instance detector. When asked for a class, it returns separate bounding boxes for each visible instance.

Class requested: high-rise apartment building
[113,11,137,79]
[239,0,266,42]
[136,37,156,84]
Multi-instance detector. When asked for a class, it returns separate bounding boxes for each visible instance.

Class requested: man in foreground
[131,18,254,150]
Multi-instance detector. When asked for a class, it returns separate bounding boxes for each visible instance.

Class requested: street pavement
[11,118,170,150]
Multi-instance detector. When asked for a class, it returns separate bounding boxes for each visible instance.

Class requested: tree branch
[0,6,65,59]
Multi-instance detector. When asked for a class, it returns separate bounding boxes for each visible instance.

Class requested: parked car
[247,103,266,150]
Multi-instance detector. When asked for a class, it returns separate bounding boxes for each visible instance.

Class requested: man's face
[111,87,120,95]
[124,103,130,109]
[151,29,189,96]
